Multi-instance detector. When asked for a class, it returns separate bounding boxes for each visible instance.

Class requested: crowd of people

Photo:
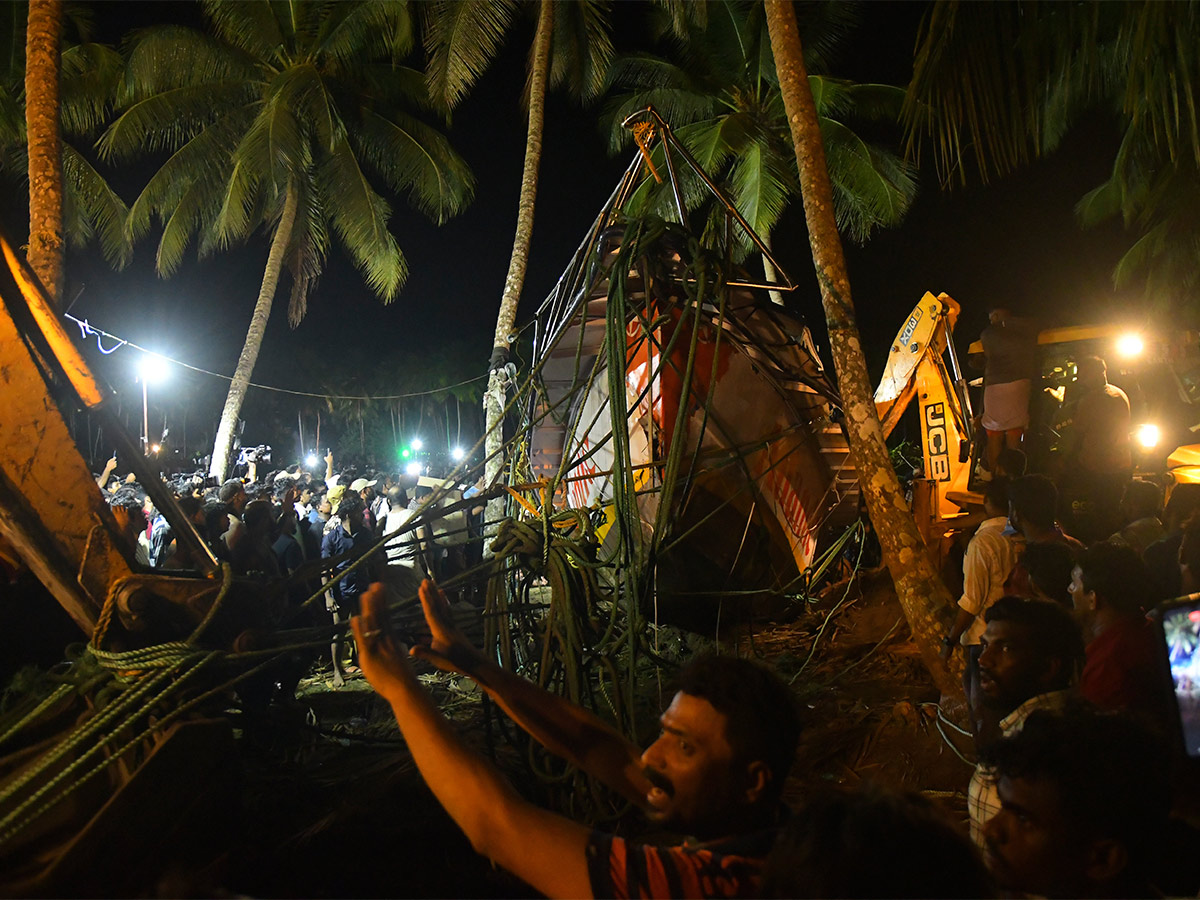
[96,449,479,681]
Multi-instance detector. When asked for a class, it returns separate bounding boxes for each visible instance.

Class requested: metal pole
[142,378,149,454]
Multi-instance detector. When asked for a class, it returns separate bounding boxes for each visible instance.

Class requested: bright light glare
[150,443,161,454]
[405,461,422,477]
[451,446,465,461]
[1136,423,1160,449]
[1116,333,1144,358]
[305,453,319,467]
[138,353,170,383]
[410,437,424,451]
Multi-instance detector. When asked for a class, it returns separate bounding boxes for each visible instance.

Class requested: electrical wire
[64,312,487,401]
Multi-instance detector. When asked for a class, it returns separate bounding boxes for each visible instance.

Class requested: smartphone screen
[1161,597,1200,758]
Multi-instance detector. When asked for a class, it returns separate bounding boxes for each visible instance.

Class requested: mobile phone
[1159,595,1200,758]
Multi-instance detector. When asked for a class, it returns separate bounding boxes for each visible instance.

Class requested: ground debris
[734,566,973,824]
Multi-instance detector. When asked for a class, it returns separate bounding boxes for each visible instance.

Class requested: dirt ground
[737,568,975,823]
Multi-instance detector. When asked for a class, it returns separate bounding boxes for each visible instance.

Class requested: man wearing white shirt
[940,479,1025,741]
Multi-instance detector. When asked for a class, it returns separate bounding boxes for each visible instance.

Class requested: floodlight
[405,461,422,477]
[411,437,424,451]
[306,453,319,468]
[1136,423,1160,449]
[150,443,161,454]
[138,353,170,383]
[451,446,465,461]
[1116,333,1144,358]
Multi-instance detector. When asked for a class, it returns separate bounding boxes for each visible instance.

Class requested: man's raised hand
[351,583,412,702]
[409,578,487,677]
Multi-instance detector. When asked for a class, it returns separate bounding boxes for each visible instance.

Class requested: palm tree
[422,0,613,533]
[765,0,959,695]
[23,0,63,305]
[99,0,475,480]
[602,0,915,262]
[1,4,129,274]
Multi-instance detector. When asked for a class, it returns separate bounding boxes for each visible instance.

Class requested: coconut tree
[603,0,916,262]
[765,0,959,694]
[422,0,613,534]
[23,0,63,304]
[99,0,475,480]
[0,2,128,290]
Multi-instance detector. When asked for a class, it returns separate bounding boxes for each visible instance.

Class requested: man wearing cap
[351,477,380,533]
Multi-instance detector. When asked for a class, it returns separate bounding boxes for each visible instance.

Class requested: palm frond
[795,0,861,76]
[199,0,287,65]
[61,142,131,267]
[728,138,792,258]
[120,25,260,98]
[123,107,252,243]
[549,0,613,103]
[100,81,254,159]
[822,116,916,242]
[238,80,306,187]
[352,107,474,224]
[154,176,213,276]
[651,0,707,42]
[318,136,406,300]
[59,42,123,136]
[315,0,414,68]
[421,0,518,111]
[284,176,328,326]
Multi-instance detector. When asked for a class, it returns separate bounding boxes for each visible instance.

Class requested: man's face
[231,488,247,513]
[1075,361,1104,392]
[1068,565,1096,629]
[300,488,313,505]
[984,775,1095,897]
[639,692,746,838]
[361,487,375,502]
[318,500,332,520]
[977,619,1052,711]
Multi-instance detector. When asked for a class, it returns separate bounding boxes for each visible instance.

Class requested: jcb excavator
[873,292,978,546]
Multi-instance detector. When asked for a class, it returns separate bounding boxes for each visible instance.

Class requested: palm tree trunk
[765,0,959,696]
[209,183,299,480]
[24,0,65,307]
[483,0,554,539]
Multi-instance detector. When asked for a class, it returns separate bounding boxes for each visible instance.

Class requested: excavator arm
[0,232,222,639]
[873,292,976,520]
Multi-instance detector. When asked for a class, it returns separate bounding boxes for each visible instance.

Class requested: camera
[238,444,272,465]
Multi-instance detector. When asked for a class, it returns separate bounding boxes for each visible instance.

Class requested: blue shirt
[321,525,373,603]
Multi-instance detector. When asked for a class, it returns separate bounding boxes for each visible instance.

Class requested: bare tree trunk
[765,0,959,695]
[483,0,553,542]
[209,183,299,480]
[25,0,64,307]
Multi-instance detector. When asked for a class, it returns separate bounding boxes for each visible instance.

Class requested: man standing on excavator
[978,306,1038,478]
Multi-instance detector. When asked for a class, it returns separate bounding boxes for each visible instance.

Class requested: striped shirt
[586,826,778,899]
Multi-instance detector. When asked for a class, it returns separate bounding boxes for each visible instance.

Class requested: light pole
[137,353,169,455]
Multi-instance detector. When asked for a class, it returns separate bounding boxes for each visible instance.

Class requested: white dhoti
[982,379,1031,431]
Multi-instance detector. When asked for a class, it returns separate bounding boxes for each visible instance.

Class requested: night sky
[11,1,1136,460]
